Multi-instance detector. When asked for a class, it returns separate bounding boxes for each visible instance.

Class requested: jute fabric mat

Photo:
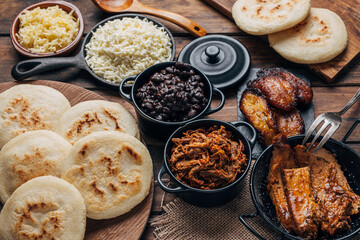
[150,162,282,240]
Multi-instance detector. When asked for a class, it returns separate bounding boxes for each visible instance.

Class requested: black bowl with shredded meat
[168,125,247,190]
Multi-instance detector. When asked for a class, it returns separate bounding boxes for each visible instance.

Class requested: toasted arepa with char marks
[56,100,139,145]
[268,8,348,64]
[232,0,311,35]
[0,176,86,240]
[0,84,70,149]
[0,130,71,204]
[61,131,153,219]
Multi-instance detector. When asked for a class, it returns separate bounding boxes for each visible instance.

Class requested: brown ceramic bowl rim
[10,0,84,58]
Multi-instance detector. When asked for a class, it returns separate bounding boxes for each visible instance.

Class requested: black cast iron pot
[240,121,360,240]
[157,119,257,207]
[119,62,225,140]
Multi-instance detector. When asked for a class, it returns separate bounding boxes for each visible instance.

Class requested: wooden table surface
[1,0,360,239]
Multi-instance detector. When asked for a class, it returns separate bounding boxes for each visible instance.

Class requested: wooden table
[1,0,360,239]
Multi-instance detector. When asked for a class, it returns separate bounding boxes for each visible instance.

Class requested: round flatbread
[61,131,153,219]
[232,0,311,35]
[55,100,139,145]
[0,84,71,149]
[268,8,348,64]
[0,130,71,204]
[0,176,86,240]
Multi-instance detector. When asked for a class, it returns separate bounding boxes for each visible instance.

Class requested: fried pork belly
[240,89,277,146]
[275,109,305,137]
[267,134,298,231]
[282,167,321,239]
[294,145,360,236]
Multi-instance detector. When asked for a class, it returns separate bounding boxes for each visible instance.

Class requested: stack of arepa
[232,0,348,64]
[0,84,152,240]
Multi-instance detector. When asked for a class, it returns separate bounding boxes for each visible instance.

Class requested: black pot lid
[178,34,251,90]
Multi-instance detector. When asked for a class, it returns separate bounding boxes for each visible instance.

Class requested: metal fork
[302,88,360,152]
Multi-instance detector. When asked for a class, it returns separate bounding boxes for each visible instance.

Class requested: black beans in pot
[135,61,209,122]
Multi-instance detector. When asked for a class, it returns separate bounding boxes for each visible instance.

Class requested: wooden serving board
[0,80,153,240]
[202,0,360,83]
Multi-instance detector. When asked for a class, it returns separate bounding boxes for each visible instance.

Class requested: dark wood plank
[2,36,360,88]
[201,0,360,83]
[0,0,239,35]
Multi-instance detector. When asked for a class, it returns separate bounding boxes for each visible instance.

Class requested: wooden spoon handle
[129,1,207,37]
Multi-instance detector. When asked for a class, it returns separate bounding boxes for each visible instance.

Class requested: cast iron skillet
[240,121,360,240]
[11,14,176,88]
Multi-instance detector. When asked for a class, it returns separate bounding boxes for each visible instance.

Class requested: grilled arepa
[61,131,153,219]
[0,84,70,148]
[232,0,311,35]
[0,130,71,203]
[0,176,86,240]
[268,8,348,64]
[56,100,139,145]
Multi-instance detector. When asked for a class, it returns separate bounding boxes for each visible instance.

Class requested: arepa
[61,131,153,219]
[0,130,71,204]
[0,176,86,240]
[268,8,348,64]
[232,0,311,35]
[56,100,139,144]
[0,84,70,148]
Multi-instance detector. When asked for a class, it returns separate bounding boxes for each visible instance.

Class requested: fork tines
[302,112,342,153]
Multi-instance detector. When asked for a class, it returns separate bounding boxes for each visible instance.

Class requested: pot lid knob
[205,46,220,63]
[177,34,251,90]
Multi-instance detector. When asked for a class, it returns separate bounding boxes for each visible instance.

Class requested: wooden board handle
[130,0,207,37]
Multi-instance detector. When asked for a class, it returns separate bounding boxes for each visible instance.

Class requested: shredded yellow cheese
[16,5,79,53]
[85,17,172,83]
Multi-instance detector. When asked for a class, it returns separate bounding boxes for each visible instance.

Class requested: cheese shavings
[16,5,79,53]
[85,17,172,83]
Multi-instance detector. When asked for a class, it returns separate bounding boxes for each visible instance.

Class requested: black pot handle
[119,75,137,103]
[157,163,188,193]
[11,55,84,81]
[341,119,360,144]
[239,212,267,240]
[203,87,225,116]
[240,212,285,240]
[230,121,257,148]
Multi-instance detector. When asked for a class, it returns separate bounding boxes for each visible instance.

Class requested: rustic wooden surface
[202,0,360,82]
[0,81,154,240]
[0,0,360,239]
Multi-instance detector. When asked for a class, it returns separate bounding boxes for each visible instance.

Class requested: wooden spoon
[91,0,207,37]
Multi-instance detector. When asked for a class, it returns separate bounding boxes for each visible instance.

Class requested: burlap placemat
[150,162,282,240]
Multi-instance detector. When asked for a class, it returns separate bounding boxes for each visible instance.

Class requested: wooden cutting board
[0,80,153,240]
[202,0,360,83]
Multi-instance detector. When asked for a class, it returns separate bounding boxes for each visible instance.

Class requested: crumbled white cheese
[85,17,172,83]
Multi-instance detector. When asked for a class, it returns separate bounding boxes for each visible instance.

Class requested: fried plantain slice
[256,68,313,107]
[275,108,305,137]
[249,70,297,112]
[240,89,277,146]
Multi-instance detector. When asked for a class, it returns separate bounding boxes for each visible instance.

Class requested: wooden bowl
[10,1,84,58]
